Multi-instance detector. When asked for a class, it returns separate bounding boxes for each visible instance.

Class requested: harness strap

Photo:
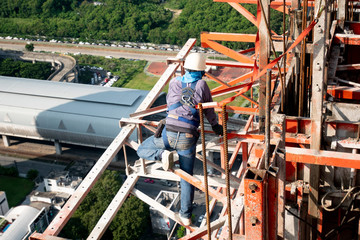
[167,114,200,128]
[162,127,171,149]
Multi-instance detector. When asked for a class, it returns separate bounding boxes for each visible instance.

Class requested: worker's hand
[212,124,224,136]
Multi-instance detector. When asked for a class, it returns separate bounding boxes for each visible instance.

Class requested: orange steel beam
[212,71,253,92]
[201,33,254,64]
[228,2,257,25]
[327,86,360,100]
[214,0,291,6]
[228,2,281,34]
[240,47,255,54]
[286,147,360,169]
[201,32,257,42]
[206,59,254,68]
[172,168,228,204]
[206,73,258,106]
[210,81,255,97]
[334,33,360,45]
[215,106,260,115]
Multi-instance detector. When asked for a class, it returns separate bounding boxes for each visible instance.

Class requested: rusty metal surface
[244,168,266,240]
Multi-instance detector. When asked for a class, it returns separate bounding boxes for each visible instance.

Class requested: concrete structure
[30,191,69,211]
[0,205,48,240]
[149,191,179,236]
[44,171,81,195]
[0,192,9,216]
[0,76,165,150]
[0,50,78,82]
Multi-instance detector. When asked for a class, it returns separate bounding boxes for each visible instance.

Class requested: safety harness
[163,77,200,149]
[167,77,200,127]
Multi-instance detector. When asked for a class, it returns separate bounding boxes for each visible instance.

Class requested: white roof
[0,205,40,240]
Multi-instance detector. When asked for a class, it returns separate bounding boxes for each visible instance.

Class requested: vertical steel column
[338,0,347,29]
[309,0,328,238]
[267,166,279,240]
[274,114,286,238]
[239,142,249,236]
[244,168,266,240]
[259,0,270,133]
[265,70,271,169]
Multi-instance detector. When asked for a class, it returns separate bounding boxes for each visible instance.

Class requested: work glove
[212,123,224,136]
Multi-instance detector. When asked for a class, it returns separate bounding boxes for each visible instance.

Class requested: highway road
[0,40,176,62]
[0,155,66,178]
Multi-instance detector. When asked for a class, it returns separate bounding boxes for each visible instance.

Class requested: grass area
[0,175,34,207]
[123,71,162,91]
[74,54,252,108]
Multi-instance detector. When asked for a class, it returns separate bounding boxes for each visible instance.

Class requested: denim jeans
[137,130,198,219]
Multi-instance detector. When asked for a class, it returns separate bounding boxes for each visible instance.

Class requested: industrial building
[0,205,48,240]
[0,76,165,152]
[0,192,9,216]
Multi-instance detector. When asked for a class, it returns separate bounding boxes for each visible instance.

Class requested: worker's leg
[170,132,198,219]
[137,135,165,161]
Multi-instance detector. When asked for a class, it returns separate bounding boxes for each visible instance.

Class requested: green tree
[177,226,186,238]
[26,169,39,180]
[25,43,34,51]
[110,196,151,240]
[60,170,151,239]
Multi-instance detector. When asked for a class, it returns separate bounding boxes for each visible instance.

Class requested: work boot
[161,150,176,171]
[179,215,191,226]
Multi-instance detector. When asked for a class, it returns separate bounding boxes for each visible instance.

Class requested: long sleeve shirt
[165,76,218,135]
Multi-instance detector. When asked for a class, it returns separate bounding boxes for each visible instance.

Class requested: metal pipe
[258,0,285,111]
[282,0,287,113]
[265,70,271,169]
[222,104,233,240]
[199,103,212,239]
[299,0,308,117]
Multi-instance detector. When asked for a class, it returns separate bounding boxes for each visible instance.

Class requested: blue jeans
[137,130,198,219]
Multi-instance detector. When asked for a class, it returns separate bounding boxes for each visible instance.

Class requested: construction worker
[137,53,223,226]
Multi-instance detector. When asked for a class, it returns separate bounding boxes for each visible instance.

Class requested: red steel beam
[348,22,360,34]
[286,147,360,169]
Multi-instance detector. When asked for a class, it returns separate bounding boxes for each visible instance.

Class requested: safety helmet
[184,53,206,71]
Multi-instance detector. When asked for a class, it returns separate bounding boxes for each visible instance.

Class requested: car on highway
[198,214,205,223]
[144,178,154,184]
